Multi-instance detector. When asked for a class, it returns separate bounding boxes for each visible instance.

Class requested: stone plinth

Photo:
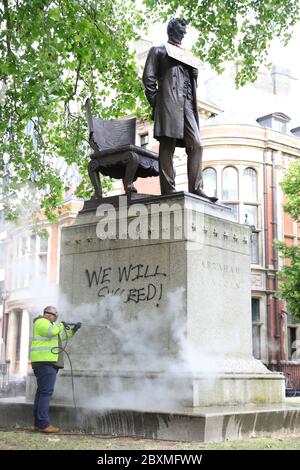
[2,398,300,443]
[27,192,283,407]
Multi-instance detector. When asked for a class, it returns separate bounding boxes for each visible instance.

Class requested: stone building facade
[0,199,83,380]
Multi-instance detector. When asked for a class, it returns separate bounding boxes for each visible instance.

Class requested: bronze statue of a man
[142,18,217,202]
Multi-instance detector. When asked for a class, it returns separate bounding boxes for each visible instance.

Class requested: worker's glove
[61,321,70,330]
[72,322,82,334]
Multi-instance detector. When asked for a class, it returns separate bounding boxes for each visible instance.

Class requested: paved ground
[0,429,300,450]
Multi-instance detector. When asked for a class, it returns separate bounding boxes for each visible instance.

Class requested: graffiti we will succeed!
[85,264,167,305]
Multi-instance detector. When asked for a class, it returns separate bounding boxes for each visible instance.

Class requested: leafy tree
[276,161,300,320]
[0,0,146,221]
[280,161,300,221]
[1,0,299,221]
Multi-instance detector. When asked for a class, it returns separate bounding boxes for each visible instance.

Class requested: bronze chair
[86,99,159,199]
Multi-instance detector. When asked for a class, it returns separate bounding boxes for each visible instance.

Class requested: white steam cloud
[26,276,220,411]
[48,288,220,411]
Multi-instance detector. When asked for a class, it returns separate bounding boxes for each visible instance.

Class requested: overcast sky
[269,23,300,77]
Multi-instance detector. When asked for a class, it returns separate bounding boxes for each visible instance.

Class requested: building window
[140,133,149,148]
[222,166,238,200]
[244,167,257,201]
[252,327,261,358]
[224,203,238,222]
[39,236,48,254]
[38,255,47,277]
[287,326,297,361]
[203,167,217,198]
[38,236,48,277]
[243,204,258,228]
[252,298,261,359]
[250,231,259,264]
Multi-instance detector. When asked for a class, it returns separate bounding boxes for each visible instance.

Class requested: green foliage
[276,161,300,320]
[0,0,147,221]
[144,0,300,85]
[0,0,299,222]
[280,161,300,221]
[275,241,300,321]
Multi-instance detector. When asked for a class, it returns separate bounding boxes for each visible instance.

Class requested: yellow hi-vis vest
[30,317,73,363]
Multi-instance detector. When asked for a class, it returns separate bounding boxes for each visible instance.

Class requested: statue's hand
[191,68,198,78]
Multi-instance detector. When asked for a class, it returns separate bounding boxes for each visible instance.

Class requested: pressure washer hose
[51,326,77,409]
[51,323,110,409]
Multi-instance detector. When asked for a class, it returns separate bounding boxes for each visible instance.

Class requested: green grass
[0,430,300,450]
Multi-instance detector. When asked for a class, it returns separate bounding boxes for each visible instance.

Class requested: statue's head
[167,17,189,45]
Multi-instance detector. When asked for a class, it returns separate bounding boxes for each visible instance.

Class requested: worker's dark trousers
[159,98,203,195]
[33,365,58,429]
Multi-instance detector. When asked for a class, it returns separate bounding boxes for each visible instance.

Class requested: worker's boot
[39,425,60,433]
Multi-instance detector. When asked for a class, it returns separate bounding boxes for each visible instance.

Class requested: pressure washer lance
[67,323,111,329]
[50,322,110,409]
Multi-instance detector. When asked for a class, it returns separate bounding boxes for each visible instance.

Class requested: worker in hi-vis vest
[30,305,81,433]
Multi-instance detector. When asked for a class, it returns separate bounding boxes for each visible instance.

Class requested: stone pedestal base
[27,369,283,408]
[27,192,284,407]
[2,398,300,443]
[193,373,284,406]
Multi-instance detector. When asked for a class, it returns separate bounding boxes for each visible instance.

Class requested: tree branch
[3,0,12,54]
